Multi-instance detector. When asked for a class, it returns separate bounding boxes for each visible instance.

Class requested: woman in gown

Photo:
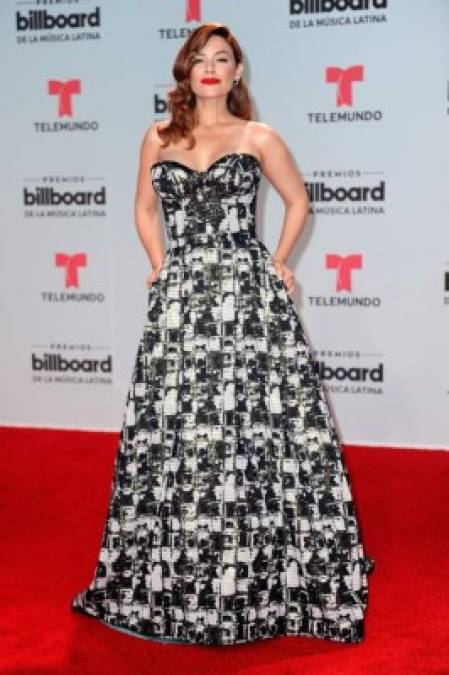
[71,22,375,646]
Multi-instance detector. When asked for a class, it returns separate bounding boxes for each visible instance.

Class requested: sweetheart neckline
[150,152,262,175]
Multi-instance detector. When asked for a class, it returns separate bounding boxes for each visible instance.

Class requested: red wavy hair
[157,23,253,149]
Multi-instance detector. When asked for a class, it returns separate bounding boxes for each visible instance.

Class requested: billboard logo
[32,352,112,374]
[326,254,362,291]
[153,91,169,115]
[314,360,384,383]
[55,253,87,287]
[444,270,449,305]
[16,8,101,32]
[326,65,363,106]
[290,0,387,14]
[24,185,106,207]
[306,176,386,216]
[48,79,81,117]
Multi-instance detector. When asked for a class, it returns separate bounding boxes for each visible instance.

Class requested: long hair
[157,23,253,149]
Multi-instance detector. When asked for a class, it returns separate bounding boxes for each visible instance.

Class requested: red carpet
[1,426,447,675]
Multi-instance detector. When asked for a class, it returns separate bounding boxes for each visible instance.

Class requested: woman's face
[189,35,242,101]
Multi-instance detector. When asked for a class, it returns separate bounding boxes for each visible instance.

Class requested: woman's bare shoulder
[246,121,288,163]
[139,119,171,165]
[247,120,283,144]
[144,118,170,143]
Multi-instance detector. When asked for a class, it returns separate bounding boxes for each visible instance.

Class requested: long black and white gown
[71,152,375,646]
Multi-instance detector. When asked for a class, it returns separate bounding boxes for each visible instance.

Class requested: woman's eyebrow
[195,49,230,56]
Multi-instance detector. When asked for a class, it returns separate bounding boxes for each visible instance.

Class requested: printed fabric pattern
[71,152,375,646]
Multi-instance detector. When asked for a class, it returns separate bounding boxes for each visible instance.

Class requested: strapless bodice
[150,152,262,249]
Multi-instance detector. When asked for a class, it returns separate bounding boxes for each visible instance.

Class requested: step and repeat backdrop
[1,0,448,448]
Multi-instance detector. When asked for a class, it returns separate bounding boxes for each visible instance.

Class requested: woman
[71,22,375,647]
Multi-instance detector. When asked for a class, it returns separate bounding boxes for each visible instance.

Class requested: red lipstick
[201,77,221,84]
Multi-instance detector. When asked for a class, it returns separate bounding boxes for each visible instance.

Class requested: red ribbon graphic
[48,79,81,117]
[326,254,362,292]
[326,65,363,107]
[55,253,87,288]
[186,0,201,22]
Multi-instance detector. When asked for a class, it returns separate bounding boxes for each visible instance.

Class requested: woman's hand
[145,264,163,289]
[271,257,296,295]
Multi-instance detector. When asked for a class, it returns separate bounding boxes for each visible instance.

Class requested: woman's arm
[253,122,310,294]
[134,122,166,287]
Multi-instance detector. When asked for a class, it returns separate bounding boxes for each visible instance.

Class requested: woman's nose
[204,59,216,73]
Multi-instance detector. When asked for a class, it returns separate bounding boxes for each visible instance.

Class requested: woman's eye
[192,58,229,64]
